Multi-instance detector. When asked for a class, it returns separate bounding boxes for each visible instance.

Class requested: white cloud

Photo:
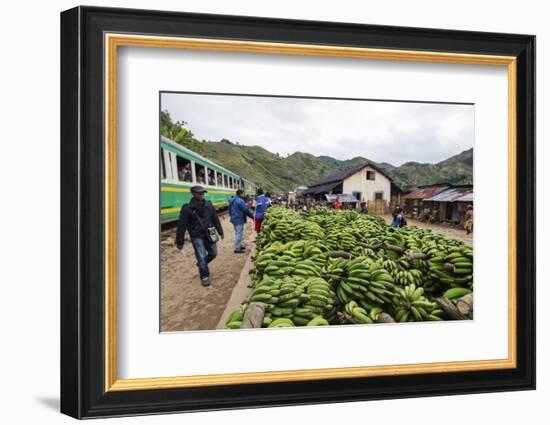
[161,93,474,166]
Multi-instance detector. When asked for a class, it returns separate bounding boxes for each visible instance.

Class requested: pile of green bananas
[393,284,444,322]
[426,245,473,292]
[248,275,336,327]
[291,277,335,326]
[253,240,328,284]
[394,268,424,286]
[258,208,325,246]
[223,304,247,329]
[340,301,386,324]
[233,205,475,328]
[443,287,472,300]
[327,256,397,309]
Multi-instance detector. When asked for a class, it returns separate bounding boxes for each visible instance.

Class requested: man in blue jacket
[229,189,254,253]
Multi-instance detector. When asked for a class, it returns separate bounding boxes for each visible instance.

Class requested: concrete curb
[216,244,256,329]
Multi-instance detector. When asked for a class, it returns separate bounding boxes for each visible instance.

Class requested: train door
[160,148,167,180]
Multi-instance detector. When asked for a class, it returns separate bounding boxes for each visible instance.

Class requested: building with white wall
[302,163,394,205]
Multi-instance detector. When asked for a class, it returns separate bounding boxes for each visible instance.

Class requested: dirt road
[160,215,255,332]
[382,214,473,246]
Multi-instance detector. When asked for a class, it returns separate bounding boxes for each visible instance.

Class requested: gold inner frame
[104,33,517,392]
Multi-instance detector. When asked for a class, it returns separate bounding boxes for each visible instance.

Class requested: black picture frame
[61,6,535,419]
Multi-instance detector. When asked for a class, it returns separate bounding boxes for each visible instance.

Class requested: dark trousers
[191,237,218,279]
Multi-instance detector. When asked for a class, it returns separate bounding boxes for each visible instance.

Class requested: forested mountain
[161,111,473,192]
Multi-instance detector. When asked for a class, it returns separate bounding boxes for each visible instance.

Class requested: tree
[160,110,204,154]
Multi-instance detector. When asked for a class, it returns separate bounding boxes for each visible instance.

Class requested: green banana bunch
[248,273,336,327]
[223,305,246,329]
[267,318,295,328]
[393,284,444,322]
[294,277,337,325]
[341,300,374,324]
[395,269,423,286]
[328,257,397,308]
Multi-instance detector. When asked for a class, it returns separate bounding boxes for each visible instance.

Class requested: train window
[160,148,166,179]
[223,174,228,187]
[207,168,215,186]
[195,164,206,184]
[217,172,223,187]
[176,156,193,182]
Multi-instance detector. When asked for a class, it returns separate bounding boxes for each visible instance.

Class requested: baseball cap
[190,185,208,193]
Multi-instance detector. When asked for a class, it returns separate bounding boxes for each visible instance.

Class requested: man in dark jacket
[175,186,224,286]
[229,189,254,253]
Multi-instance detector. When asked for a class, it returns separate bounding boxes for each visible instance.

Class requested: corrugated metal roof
[456,192,473,202]
[402,185,450,200]
[302,181,340,194]
[425,187,473,202]
[325,193,360,203]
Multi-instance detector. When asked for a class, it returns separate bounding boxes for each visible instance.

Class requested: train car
[241,178,257,198]
[160,135,250,223]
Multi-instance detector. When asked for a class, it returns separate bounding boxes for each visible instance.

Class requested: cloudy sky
[161,92,474,166]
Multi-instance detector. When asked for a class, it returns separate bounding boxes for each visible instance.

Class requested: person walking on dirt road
[229,189,253,253]
[464,205,473,235]
[391,205,406,228]
[175,185,224,287]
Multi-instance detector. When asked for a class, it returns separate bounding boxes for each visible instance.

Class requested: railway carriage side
[160,136,245,223]
[241,178,257,198]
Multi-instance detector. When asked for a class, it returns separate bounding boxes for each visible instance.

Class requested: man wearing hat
[175,185,224,286]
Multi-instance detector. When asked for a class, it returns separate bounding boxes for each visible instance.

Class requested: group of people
[175,186,271,287]
[288,197,360,211]
[392,204,473,234]
[391,205,407,228]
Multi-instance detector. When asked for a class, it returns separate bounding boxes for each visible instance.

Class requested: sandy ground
[160,214,255,332]
[382,214,473,246]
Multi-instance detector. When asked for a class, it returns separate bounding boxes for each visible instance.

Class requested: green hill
[201,139,473,192]
[160,110,472,192]
[374,149,473,187]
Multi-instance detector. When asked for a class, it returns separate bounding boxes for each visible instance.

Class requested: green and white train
[161,135,257,223]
